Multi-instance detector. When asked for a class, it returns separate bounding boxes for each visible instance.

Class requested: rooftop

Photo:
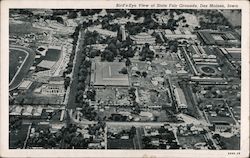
[37,60,56,69]
[91,61,129,86]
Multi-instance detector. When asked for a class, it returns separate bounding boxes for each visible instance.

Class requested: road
[65,28,84,109]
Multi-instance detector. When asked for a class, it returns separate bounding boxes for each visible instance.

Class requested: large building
[197,30,241,47]
[91,61,129,87]
[130,32,156,45]
[174,87,188,109]
[87,26,117,37]
[41,77,65,96]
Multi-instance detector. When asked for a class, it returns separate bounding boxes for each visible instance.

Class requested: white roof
[165,69,172,74]
[165,29,173,35]
[22,106,33,116]
[10,106,23,115]
[37,60,56,69]
[140,111,153,117]
[18,80,32,89]
[33,107,43,116]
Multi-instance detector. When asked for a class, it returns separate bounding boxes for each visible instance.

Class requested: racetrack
[9,46,36,91]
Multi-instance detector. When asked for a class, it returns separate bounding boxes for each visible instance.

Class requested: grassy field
[9,49,27,82]
[10,22,43,35]
[9,124,30,149]
[177,134,206,148]
[220,136,240,150]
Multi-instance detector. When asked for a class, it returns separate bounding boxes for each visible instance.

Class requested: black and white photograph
[1,0,249,158]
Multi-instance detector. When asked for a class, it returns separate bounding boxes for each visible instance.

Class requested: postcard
[0,0,249,157]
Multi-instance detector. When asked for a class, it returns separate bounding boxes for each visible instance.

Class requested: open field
[220,136,240,150]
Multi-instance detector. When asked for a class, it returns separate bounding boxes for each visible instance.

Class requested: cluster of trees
[27,123,104,149]
[86,88,96,101]
[128,87,136,102]
[128,88,141,115]
[100,38,122,62]
[198,10,232,30]
[75,55,91,103]
[64,77,71,90]
[139,43,155,61]
[63,25,81,76]
[119,67,128,74]
[102,18,120,32]
[84,30,106,45]
[87,121,106,135]
[68,11,78,19]
[168,40,179,53]
[125,22,144,35]
[80,101,98,121]
[52,9,68,16]
[125,10,180,34]
[106,9,130,19]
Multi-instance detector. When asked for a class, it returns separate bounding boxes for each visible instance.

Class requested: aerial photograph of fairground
[9,9,241,150]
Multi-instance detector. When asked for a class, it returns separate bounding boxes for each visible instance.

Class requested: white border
[1,0,249,158]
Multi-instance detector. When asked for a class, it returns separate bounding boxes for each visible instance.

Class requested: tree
[64,77,71,89]
[125,58,131,66]
[119,67,128,74]
[129,126,136,138]
[68,11,78,19]
[142,71,147,78]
